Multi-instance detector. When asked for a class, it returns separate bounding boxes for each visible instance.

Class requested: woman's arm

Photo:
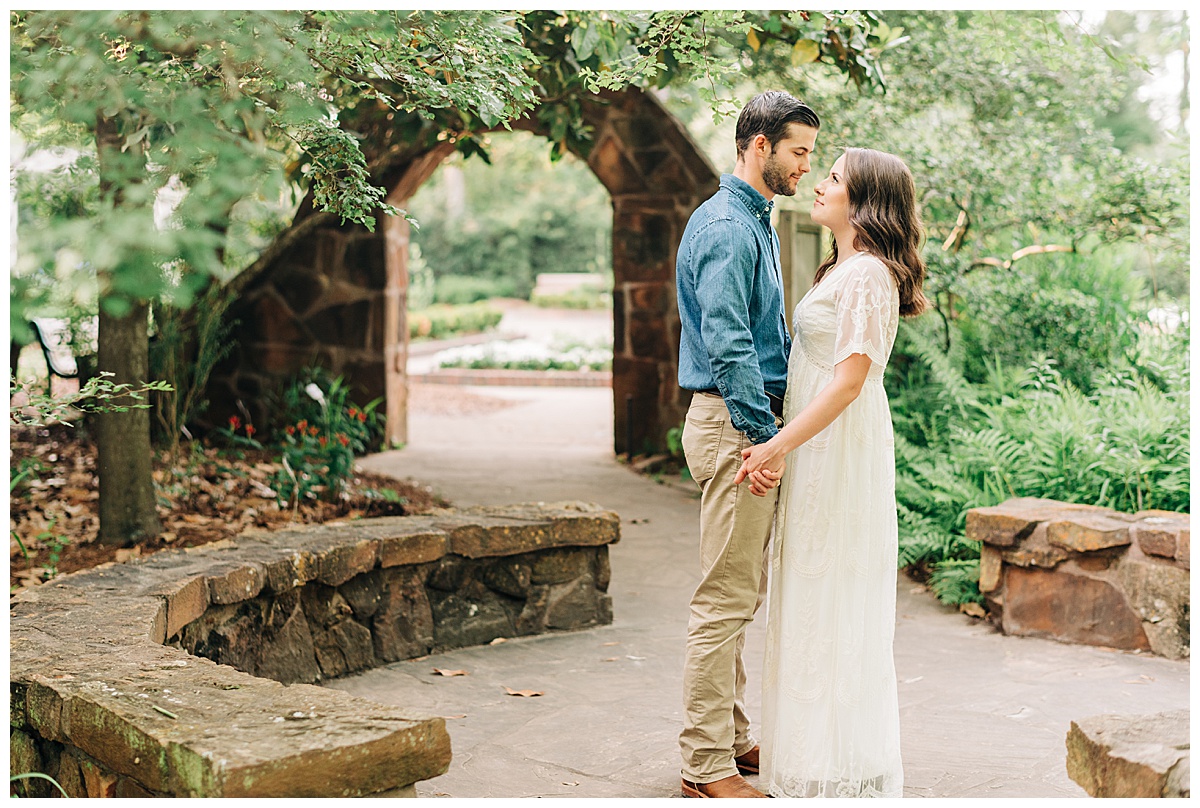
[734,352,872,487]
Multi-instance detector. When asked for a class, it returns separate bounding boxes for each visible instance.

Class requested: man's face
[761,123,818,197]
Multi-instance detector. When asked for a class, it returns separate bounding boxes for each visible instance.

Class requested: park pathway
[329,384,1189,798]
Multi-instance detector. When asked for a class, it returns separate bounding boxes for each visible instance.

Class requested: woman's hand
[735,438,787,496]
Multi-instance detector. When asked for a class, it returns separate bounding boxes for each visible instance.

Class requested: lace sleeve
[833,260,893,368]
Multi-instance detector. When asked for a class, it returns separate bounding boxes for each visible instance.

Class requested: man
[675,90,820,799]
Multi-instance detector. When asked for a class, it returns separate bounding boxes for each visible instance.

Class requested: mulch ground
[9,422,448,596]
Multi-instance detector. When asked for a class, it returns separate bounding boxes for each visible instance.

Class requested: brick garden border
[10,502,619,797]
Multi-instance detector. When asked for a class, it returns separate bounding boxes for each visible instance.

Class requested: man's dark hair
[734,90,820,157]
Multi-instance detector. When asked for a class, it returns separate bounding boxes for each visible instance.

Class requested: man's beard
[762,152,797,197]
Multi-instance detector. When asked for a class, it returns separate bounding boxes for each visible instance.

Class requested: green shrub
[433,275,518,305]
[409,302,503,340]
[955,252,1144,392]
[530,289,612,309]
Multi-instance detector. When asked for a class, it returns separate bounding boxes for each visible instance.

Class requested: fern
[928,558,985,606]
[892,323,1189,607]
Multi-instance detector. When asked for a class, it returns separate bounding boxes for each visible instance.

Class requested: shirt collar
[720,174,774,222]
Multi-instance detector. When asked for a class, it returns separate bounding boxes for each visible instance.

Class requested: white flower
[304,383,326,406]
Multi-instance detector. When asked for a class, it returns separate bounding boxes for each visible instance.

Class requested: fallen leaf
[432,668,468,677]
[603,657,621,662]
[909,585,927,594]
[602,641,620,647]
[160,532,178,543]
[489,637,507,645]
[504,687,544,698]
[959,602,986,618]
[114,547,142,563]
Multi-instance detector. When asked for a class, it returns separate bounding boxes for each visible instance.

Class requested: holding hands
[735,439,787,497]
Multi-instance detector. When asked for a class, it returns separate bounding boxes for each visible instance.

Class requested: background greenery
[10,11,1188,575]
[407,133,612,303]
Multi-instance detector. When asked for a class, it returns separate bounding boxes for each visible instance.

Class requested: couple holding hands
[675,90,928,798]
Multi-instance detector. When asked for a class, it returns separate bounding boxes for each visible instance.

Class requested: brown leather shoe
[681,773,766,798]
[734,745,760,775]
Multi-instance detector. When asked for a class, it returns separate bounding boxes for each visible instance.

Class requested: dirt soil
[9,422,447,596]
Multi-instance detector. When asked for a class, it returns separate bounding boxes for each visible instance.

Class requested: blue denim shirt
[676,174,791,444]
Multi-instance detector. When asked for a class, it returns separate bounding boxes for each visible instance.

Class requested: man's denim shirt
[677,174,791,444]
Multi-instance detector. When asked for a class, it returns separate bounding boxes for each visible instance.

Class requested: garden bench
[10,501,619,797]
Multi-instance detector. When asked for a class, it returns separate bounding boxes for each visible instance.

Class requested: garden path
[331,383,1190,798]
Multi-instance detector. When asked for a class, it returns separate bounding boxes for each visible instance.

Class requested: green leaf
[574,22,601,61]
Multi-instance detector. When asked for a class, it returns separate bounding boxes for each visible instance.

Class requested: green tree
[11,10,540,545]
[777,10,1188,334]
[11,10,889,546]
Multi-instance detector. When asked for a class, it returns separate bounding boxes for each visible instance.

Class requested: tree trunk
[94,112,161,546]
[96,299,162,546]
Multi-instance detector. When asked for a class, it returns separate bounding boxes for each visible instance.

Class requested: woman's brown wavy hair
[813,148,929,317]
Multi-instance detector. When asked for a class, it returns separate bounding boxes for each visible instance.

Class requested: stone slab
[1047,514,1132,552]
[1066,710,1190,797]
[966,497,1111,547]
[1000,566,1150,652]
[1117,554,1191,660]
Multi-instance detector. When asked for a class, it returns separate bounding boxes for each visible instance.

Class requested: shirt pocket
[681,409,726,485]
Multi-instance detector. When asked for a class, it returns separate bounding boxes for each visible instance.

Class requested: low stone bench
[1066,710,1190,797]
[10,502,619,797]
[967,497,1189,659]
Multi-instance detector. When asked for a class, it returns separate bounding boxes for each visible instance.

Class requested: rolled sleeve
[691,219,778,444]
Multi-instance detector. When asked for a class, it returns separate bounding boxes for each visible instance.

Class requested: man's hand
[735,439,787,497]
[746,466,783,497]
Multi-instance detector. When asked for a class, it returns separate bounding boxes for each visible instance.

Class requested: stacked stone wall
[967,497,1189,659]
[10,502,618,797]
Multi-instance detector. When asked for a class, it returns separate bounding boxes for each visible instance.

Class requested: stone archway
[206,87,718,454]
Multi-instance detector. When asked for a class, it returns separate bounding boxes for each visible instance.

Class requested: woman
[736,148,928,797]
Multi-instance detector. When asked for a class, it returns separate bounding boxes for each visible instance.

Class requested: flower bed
[435,337,611,372]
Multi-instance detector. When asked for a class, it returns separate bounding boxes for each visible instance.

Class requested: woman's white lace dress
[761,252,903,798]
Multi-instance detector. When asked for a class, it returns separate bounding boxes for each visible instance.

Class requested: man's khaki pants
[678,392,779,784]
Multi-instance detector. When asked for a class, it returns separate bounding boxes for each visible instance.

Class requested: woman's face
[812,153,849,228]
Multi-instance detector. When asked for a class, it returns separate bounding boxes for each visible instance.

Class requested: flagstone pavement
[327,385,1189,799]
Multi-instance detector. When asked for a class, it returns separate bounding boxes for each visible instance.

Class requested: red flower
[244,424,255,438]
[348,407,358,417]
[318,436,328,448]
[285,425,295,435]
[228,415,241,430]
[309,426,319,437]
[336,434,350,447]
[357,411,367,422]
[297,419,308,431]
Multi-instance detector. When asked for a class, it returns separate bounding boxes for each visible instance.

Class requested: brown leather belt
[697,388,784,418]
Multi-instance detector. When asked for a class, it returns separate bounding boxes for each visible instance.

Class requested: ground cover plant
[9,371,445,596]
[8,420,444,595]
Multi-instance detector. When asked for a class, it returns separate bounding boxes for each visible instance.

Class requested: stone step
[1066,710,1190,797]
